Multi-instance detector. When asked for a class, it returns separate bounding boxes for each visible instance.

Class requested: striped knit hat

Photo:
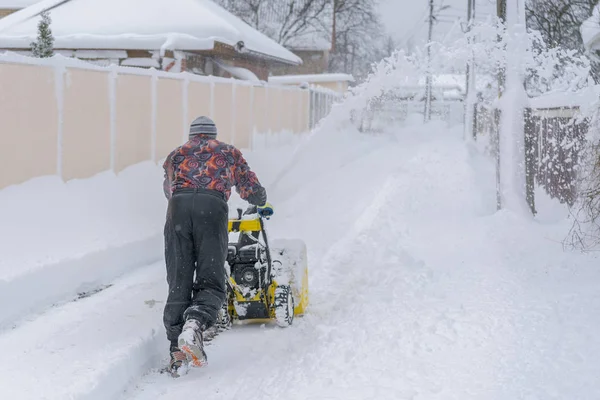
[189,116,217,138]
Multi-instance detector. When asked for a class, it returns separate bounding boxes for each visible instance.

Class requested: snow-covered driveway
[123,125,600,400]
[1,124,599,400]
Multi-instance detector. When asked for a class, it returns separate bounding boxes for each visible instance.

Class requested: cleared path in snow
[122,125,600,399]
[2,124,598,400]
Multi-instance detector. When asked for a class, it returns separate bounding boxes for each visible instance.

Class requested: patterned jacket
[163,135,267,206]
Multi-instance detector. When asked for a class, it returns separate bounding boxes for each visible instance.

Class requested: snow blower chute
[223,206,308,327]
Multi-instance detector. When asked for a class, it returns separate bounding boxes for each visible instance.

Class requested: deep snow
[1,122,600,400]
[122,123,599,399]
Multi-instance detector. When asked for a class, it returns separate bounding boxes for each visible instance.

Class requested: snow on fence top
[0,0,302,65]
[528,85,600,111]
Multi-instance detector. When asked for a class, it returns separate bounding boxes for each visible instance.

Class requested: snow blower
[222,206,308,328]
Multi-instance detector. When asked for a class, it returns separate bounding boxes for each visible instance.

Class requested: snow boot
[168,345,189,378]
[178,319,207,368]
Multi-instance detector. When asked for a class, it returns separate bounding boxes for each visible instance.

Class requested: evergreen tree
[30,11,54,58]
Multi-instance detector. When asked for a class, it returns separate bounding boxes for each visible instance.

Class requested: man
[162,116,273,377]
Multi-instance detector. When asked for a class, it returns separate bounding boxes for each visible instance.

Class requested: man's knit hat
[189,116,217,138]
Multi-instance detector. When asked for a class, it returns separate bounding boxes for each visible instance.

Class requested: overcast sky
[379,0,497,46]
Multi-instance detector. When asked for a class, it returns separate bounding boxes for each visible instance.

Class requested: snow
[1,114,600,399]
[269,73,354,85]
[529,85,600,112]
[0,0,38,8]
[0,162,165,328]
[0,0,301,65]
[582,5,600,54]
[497,0,530,215]
[215,61,260,81]
[117,121,599,400]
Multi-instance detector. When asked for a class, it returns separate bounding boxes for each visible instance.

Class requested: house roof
[0,0,302,65]
[0,0,39,8]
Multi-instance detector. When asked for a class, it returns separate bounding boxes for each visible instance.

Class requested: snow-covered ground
[1,121,599,399]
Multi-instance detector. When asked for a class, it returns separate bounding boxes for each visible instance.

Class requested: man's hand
[257,202,274,219]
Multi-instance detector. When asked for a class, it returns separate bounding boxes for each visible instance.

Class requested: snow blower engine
[224,206,308,327]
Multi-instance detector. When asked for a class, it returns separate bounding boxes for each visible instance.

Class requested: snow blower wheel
[274,285,294,327]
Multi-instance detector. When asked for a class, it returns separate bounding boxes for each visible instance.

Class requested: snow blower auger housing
[224,206,308,327]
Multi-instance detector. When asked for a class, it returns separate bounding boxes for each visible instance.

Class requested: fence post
[54,65,65,179]
[182,76,189,144]
[209,81,215,118]
[231,81,236,145]
[250,84,255,149]
[150,74,158,163]
[494,107,502,210]
[108,67,117,171]
[265,85,270,134]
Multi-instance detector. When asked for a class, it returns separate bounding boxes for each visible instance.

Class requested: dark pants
[163,189,228,346]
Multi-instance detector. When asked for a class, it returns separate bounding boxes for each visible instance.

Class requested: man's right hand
[257,202,274,219]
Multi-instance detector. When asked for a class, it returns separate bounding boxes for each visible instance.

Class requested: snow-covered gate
[474,103,587,210]
[524,107,588,207]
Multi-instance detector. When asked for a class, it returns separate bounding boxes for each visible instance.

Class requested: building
[273,35,332,76]
[0,0,37,18]
[0,0,302,80]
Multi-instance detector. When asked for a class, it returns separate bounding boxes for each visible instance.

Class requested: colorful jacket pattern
[163,135,266,206]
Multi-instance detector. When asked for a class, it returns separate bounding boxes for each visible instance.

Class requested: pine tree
[30,11,54,58]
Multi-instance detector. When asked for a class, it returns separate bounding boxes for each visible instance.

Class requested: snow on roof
[214,59,260,81]
[269,73,354,85]
[0,0,39,8]
[0,0,302,65]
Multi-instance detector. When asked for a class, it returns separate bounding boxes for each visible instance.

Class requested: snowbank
[0,161,166,328]
[0,135,302,329]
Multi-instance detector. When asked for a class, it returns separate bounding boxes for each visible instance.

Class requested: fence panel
[0,63,58,188]
[62,68,111,180]
[252,86,268,134]
[526,108,587,206]
[212,83,234,144]
[114,74,153,172]
[156,78,184,161]
[268,87,283,133]
[0,57,340,190]
[233,84,252,149]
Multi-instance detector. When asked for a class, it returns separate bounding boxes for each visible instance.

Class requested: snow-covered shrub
[31,11,54,58]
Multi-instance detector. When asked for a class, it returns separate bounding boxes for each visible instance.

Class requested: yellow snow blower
[223,206,308,327]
